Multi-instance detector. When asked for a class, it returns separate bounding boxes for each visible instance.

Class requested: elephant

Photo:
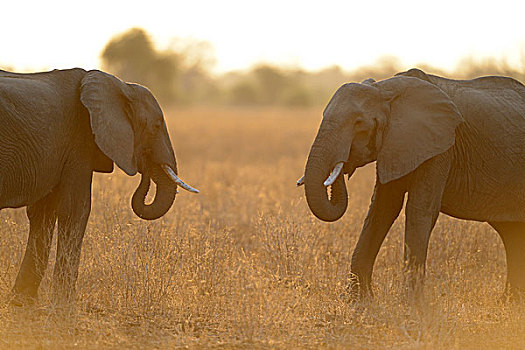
[297,68,525,298]
[0,68,199,304]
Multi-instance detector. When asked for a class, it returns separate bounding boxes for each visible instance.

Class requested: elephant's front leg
[404,154,451,292]
[53,169,93,304]
[349,179,406,298]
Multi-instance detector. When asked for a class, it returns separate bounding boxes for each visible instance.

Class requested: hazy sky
[2,0,524,73]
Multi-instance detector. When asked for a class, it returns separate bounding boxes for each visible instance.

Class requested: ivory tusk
[296,175,305,187]
[323,162,344,187]
[161,164,200,193]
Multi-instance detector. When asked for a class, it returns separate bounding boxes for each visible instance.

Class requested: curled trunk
[131,164,177,220]
[304,151,348,222]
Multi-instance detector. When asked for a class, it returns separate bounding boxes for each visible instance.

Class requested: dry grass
[0,107,524,348]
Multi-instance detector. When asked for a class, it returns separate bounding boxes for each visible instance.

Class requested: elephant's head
[80,70,198,220]
[299,71,463,222]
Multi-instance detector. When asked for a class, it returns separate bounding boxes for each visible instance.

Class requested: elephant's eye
[354,118,368,132]
[151,120,162,131]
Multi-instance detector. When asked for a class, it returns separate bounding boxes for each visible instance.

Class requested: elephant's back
[0,73,84,209]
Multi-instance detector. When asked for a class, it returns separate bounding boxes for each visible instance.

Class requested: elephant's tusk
[324,162,344,187]
[161,164,200,193]
[296,175,305,187]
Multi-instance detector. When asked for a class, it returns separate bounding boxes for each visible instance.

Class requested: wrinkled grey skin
[303,68,525,298]
[0,68,182,304]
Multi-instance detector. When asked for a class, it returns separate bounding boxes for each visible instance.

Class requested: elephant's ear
[80,70,137,176]
[375,76,464,184]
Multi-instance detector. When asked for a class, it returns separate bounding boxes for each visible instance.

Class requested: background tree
[101,28,218,105]
[101,28,180,104]
[100,28,525,107]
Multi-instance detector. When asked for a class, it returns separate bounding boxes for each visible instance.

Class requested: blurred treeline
[102,28,525,107]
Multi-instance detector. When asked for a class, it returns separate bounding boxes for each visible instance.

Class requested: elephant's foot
[505,264,525,303]
[341,273,373,303]
[502,283,525,303]
[11,278,40,307]
[403,263,426,293]
[50,279,76,306]
[9,289,37,307]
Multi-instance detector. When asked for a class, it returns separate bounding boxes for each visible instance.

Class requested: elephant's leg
[404,200,440,292]
[489,221,525,298]
[12,190,59,303]
[404,154,451,291]
[349,179,406,297]
[52,170,92,304]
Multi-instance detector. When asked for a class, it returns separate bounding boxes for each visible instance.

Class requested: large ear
[375,76,464,183]
[80,70,137,175]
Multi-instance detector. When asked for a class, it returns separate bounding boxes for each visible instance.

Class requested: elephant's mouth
[297,161,355,187]
[343,162,356,178]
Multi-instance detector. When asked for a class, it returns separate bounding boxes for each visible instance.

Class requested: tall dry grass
[0,107,523,348]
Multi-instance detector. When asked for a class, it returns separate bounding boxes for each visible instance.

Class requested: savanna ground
[0,107,524,348]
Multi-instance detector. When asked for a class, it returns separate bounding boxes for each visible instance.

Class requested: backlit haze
[2,0,524,73]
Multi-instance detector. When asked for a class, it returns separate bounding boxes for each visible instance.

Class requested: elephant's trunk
[304,144,348,222]
[131,164,177,220]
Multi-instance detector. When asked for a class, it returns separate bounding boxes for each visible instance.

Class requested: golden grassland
[0,107,524,348]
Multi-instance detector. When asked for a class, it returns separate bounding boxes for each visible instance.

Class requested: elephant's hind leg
[13,189,59,304]
[489,221,525,298]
